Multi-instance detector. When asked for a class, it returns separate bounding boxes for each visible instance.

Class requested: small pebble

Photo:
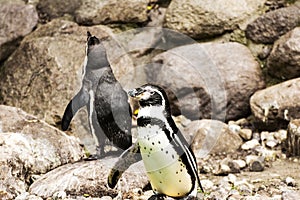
[235,118,249,126]
[282,189,300,200]
[100,196,113,200]
[239,128,252,140]
[52,191,67,199]
[227,174,237,184]
[218,164,231,175]
[249,160,264,172]
[232,159,246,169]
[245,155,258,165]
[226,192,242,200]
[261,149,278,161]
[228,161,241,173]
[228,124,241,133]
[245,155,264,172]
[242,139,260,150]
[285,177,296,187]
[274,129,287,142]
[201,179,214,190]
[260,131,269,141]
[265,139,278,148]
[271,195,282,200]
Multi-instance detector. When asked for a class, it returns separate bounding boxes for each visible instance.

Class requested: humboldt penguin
[108,84,203,199]
[61,31,132,158]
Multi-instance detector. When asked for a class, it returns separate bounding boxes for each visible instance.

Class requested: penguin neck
[138,105,167,122]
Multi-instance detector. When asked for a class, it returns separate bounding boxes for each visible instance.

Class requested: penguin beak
[128,88,144,99]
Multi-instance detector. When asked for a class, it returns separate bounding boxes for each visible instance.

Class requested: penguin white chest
[137,124,193,198]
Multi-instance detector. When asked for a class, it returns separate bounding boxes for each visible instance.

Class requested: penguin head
[128,84,170,109]
[85,31,110,69]
[86,31,101,54]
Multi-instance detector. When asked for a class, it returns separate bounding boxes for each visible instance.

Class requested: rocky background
[0,0,300,199]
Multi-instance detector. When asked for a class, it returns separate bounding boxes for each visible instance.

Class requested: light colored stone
[164,0,267,39]
[201,179,215,190]
[29,159,147,199]
[15,193,43,200]
[266,138,279,148]
[228,174,237,184]
[228,124,241,134]
[285,177,296,187]
[239,128,253,140]
[0,0,38,62]
[232,159,247,169]
[274,129,287,142]
[241,139,260,150]
[75,0,148,25]
[214,163,231,175]
[261,131,270,141]
[0,105,84,199]
[186,119,243,157]
[250,78,300,130]
[100,196,113,200]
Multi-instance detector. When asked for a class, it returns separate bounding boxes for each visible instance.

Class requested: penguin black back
[61,32,132,157]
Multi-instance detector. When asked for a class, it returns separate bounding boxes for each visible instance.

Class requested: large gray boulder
[75,0,149,25]
[250,78,300,130]
[147,42,265,121]
[0,105,84,199]
[164,0,266,39]
[0,0,38,62]
[266,27,300,80]
[29,159,148,199]
[246,3,300,44]
[0,19,134,153]
[36,0,82,22]
[184,119,243,157]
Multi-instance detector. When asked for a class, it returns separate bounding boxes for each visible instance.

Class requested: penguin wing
[107,143,141,189]
[61,88,89,131]
[173,129,204,192]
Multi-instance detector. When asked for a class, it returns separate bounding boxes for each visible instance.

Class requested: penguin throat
[138,105,166,122]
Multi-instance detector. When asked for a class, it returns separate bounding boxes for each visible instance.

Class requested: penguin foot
[84,154,102,161]
[148,194,165,200]
[184,196,198,200]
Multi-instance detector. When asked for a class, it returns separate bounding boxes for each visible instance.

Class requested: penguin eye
[149,91,155,95]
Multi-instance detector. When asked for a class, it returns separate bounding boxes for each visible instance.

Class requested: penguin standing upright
[61,32,132,158]
[108,84,203,199]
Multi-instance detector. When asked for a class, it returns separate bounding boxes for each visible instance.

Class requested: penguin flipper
[61,88,89,131]
[173,131,204,193]
[107,143,141,188]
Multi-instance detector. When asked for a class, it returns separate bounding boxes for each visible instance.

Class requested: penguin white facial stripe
[138,105,165,121]
[145,86,166,108]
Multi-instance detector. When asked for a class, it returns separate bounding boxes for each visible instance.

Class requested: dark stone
[266,27,300,80]
[246,4,300,44]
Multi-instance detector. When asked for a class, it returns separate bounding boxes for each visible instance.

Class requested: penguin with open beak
[61,32,132,158]
[108,84,203,199]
